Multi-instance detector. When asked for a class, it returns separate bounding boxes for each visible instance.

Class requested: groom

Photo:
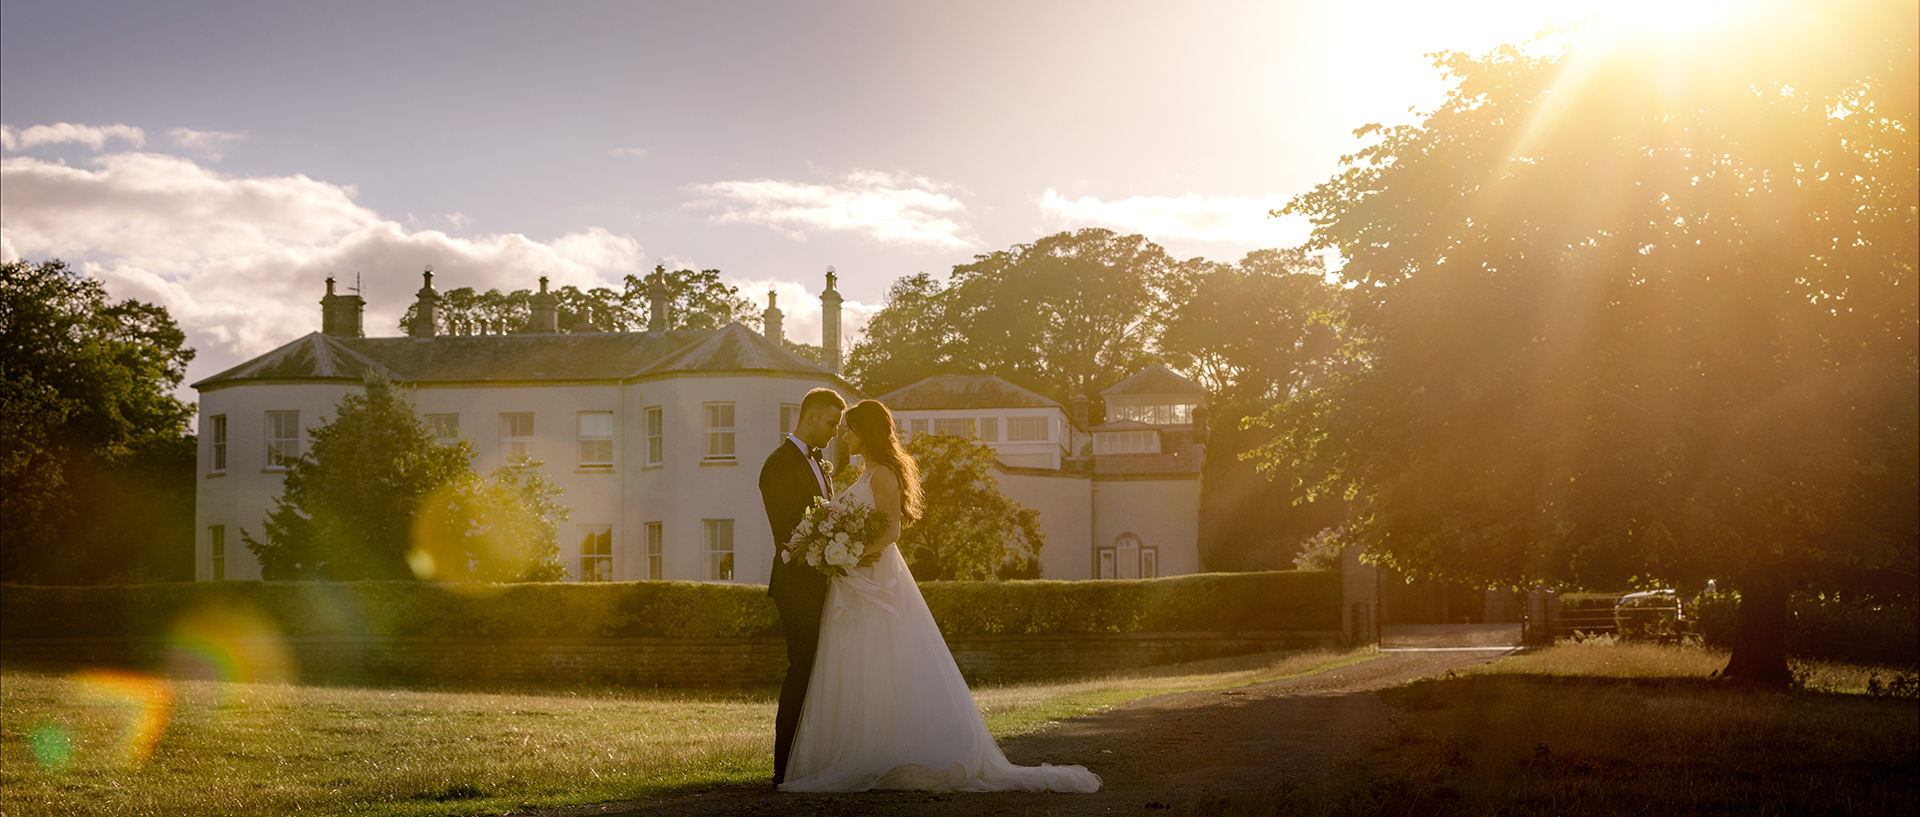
[760,387,846,786]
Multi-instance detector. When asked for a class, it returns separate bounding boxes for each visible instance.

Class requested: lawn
[1195,643,1920,816]
[0,647,1370,817]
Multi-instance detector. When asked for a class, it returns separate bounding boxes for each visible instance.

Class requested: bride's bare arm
[861,465,903,565]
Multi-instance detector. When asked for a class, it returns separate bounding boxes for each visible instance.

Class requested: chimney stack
[1072,393,1090,431]
[320,276,365,338]
[762,290,784,344]
[529,275,559,333]
[647,267,668,333]
[821,267,842,374]
[409,267,439,338]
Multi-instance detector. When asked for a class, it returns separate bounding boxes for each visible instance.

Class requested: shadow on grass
[1192,675,1919,817]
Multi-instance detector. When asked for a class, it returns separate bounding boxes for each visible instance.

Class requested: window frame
[264,410,300,470]
[645,406,664,467]
[1141,547,1159,579]
[704,518,735,581]
[933,417,974,437]
[426,413,461,446]
[779,403,801,447]
[578,524,613,581]
[209,414,227,473]
[646,521,664,580]
[1096,547,1116,580]
[500,412,535,466]
[703,402,736,462]
[977,416,999,442]
[209,524,226,581]
[577,411,614,469]
[1007,415,1050,442]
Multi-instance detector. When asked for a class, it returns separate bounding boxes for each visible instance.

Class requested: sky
[1,0,1615,396]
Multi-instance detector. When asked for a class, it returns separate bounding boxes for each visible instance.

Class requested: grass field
[0,647,1370,817]
[1195,644,1920,816]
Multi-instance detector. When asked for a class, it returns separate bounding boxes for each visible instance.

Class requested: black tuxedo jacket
[762,438,830,605]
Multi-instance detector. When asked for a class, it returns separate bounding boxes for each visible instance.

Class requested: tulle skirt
[777,544,1101,793]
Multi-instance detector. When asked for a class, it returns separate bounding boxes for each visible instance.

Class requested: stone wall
[1,630,1341,688]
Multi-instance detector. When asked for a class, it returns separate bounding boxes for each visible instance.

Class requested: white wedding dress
[777,470,1102,793]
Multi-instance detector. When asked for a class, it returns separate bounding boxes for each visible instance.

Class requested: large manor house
[193,272,1208,584]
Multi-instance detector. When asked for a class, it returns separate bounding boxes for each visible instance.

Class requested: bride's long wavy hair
[843,399,923,526]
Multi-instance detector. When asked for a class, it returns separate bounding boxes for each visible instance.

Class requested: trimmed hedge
[0,570,1339,643]
[1694,591,1918,666]
[923,572,1340,636]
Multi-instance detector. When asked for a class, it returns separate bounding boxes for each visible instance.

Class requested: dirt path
[513,649,1513,817]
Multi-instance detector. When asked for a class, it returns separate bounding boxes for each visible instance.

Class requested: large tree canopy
[851,229,1179,411]
[244,379,567,582]
[1,259,197,582]
[1270,0,1917,683]
[847,234,1349,569]
[399,266,759,335]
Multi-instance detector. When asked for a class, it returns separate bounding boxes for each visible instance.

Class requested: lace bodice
[835,468,876,510]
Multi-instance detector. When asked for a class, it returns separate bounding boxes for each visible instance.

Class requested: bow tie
[806,447,825,463]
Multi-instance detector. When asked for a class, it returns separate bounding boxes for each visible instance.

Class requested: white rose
[833,532,850,546]
[806,549,822,567]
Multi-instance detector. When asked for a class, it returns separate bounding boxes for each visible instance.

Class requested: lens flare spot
[164,602,296,694]
[406,546,438,580]
[73,670,174,768]
[27,722,74,773]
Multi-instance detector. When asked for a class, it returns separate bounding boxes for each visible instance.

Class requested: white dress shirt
[788,434,830,497]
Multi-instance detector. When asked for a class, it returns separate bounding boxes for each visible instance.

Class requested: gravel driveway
[513,648,1513,817]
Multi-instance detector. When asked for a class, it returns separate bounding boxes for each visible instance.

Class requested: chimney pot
[529,274,559,333]
[410,268,440,338]
[762,289,785,345]
[647,267,668,333]
[821,267,842,374]
[320,276,365,338]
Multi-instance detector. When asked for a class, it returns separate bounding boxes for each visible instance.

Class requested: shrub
[0,570,1341,642]
[1693,591,1916,666]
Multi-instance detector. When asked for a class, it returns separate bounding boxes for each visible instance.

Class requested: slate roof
[1100,363,1207,397]
[194,323,838,389]
[875,374,1061,411]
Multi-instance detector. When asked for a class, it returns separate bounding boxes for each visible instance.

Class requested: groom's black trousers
[772,585,827,783]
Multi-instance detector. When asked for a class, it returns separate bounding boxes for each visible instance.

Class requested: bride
[777,399,1102,794]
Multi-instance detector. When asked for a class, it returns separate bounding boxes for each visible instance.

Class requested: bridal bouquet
[783,496,889,576]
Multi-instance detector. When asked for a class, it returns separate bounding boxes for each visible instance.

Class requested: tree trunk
[1719,567,1792,687]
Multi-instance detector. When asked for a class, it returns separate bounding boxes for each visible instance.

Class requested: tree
[1269,0,1917,684]
[898,433,1043,581]
[1163,249,1347,570]
[843,273,960,397]
[243,378,567,581]
[850,230,1178,410]
[399,267,758,335]
[948,229,1177,408]
[1161,248,1340,408]
[1,259,197,583]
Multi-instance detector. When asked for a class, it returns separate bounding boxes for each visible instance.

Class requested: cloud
[167,128,246,160]
[686,170,974,249]
[1,122,147,151]
[1,152,648,393]
[1038,189,1309,245]
[609,147,647,158]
